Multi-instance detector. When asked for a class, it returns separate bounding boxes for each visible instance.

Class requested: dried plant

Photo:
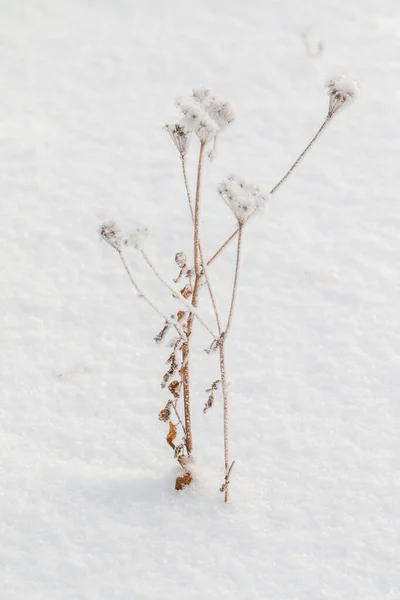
[100,77,358,502]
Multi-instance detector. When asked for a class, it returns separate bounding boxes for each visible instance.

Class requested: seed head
[325,75,360,117]
[217,175,268,224]
[99,220,126,250]
[164,123,191,156]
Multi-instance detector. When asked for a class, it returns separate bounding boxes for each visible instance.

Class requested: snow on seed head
[175,88,235,148]
[325,75,360,116]
[164,123,191,156]
[99,220,126,250]
[192,88,236,129]
[217,175,268,224]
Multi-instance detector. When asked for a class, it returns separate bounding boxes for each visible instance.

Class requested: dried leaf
[158,408,171,422]
[168,380,181,398]
[180,284,192,299]
[166,421,177,449]
[175,472,193,491]
[154,322,169,343]
[177,310,186,321]
[175,252,187,268]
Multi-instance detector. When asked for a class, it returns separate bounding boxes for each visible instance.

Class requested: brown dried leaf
[168,380,181,398]
[180,284,192,299]
[166,421,177,449]
[177,310,186,321]
[175,472,193,491]
[175,252,187,268]
[158,408,170,422]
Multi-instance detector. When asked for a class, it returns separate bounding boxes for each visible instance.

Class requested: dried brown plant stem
[180,145,222,335]
[219,224,243,502]
[219,341,229,502]
[180,141,206,456]
[224,224,243,339]
[207,115,331,267]
[181,156,194,222]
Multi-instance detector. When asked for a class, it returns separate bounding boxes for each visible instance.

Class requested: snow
[1,0,400,599]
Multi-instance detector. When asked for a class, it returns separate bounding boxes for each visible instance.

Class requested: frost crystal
[325,75,360,116]
[217,176,268,224]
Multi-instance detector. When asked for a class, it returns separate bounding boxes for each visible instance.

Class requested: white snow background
[1,1,400,598]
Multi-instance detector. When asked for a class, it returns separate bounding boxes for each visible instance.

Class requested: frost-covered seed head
[99,220,126,250]
[192,88,236,128]
[325,75,360,117]
[164,123,191,156]
[175,88,235,148]
[217,176,268,224]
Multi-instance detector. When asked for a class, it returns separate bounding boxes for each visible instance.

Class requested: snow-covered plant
[100,79,358,502]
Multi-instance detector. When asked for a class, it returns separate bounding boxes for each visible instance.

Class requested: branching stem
[118,250,186,342]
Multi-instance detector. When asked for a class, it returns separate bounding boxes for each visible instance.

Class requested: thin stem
[269,115,330,195]
[172,399,186,435]
[224,224,243,339]
[118,250,186,342]
[181,156,194,222]
[218,224,243,503]
[207,114,332,267]
[140,248,218,340]
[219,342,229,502]
[193,142,205,278]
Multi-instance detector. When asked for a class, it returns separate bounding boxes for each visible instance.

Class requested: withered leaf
[168,380,181,398]
[175,472,193,491]
[180,284,192,299]
[166,421,177,449]
[158,408,170,422]
[175,252,187,268]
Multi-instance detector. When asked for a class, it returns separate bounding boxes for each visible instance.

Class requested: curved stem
[224,224,243,339]
[207,114,331,267]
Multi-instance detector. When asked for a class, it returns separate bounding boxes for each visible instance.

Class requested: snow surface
[1,1,400,598]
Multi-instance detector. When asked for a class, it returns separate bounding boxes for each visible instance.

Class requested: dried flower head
[164,123,191,156]
[217,176,268,224]
[192,88,236,129]
[175,89,235,148]
[326,75,360,117]
[99,220,126,250]
[159,407,171,422]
